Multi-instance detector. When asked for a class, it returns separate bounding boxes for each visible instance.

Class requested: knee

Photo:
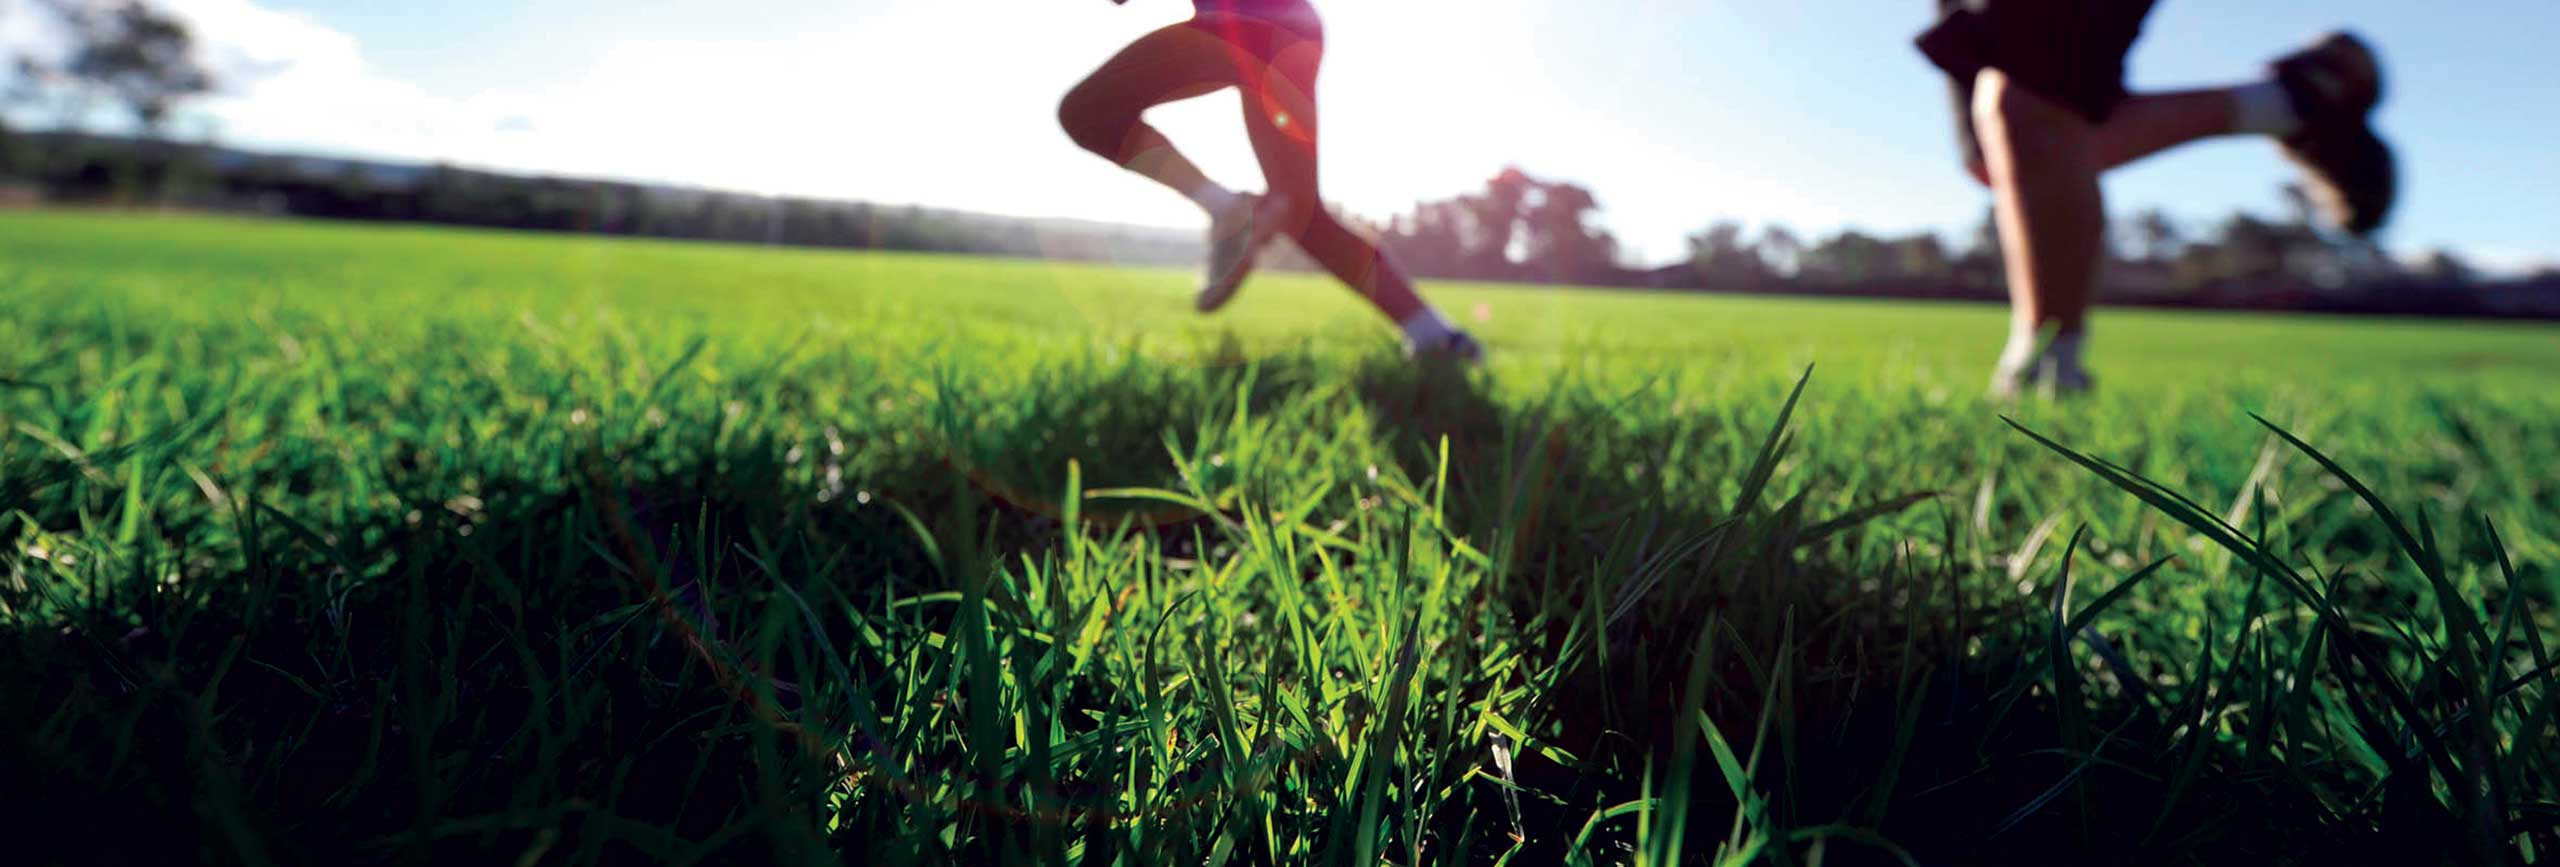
[1970,68,2076,147]
[1057,86,1131,158]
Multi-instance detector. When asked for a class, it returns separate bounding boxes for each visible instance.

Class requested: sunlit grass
[1,211,2553,864]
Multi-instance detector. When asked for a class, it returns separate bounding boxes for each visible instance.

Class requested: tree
[0,114,21,179]
[1376,166,1627,284]
[2209,213,2293,286]
[1518,179,1618,283]
[1383,199,1473,279]
[1953,208,2004,291]
[1757,225,1803,279]
[2274,182,2349,287]
[1687,221,1767,291]
[1800,229,1892,287]
[34,0,213,134]
[1463,167,1534,277]
[2416,248,2478,286]
[2127,208,2183,264]
[1891,233,1951,281]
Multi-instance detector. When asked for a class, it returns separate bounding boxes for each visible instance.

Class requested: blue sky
[7,0,2554,269]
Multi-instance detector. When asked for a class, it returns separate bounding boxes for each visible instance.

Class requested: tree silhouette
[1892,233,1951,281]
[1687,221,1768,291]
[1519,179,1618,283]
[33,0,212,134]
[1801,229,1892,287]
[1379,166,1626,284]
[1953,208,2004,288]
[2128,208,2183,264]
[2416,249,2478,286]
[1758,225,1804,279]
[1463,167,1534,277]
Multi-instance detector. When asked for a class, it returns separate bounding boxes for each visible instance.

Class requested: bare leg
[1973,68,2105,340]
[1229,23,1433,323]
[1977,81,2264,345]
[1059,16,1455,341]
[1057,24,1239,209]
[2094,88,2244,170]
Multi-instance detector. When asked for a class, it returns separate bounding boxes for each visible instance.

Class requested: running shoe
[1198,192,1290,312]
[1406,329,1485,365]
[2271,32,2396,236]
[1990,354,2092,399]
[1989,355,2042,401]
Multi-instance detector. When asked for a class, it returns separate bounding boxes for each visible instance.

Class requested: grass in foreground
[0,211,2556,865]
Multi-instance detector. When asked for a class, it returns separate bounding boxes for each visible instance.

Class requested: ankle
[2230,80,2302,138]
[1398,308,1458,345]
[1188,182,1241,215]
[2046,329,2089,370]
[1999,320,2044,369]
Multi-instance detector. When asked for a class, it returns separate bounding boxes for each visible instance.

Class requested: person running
[1917,1,2395,396]
[1059,0,1482,361]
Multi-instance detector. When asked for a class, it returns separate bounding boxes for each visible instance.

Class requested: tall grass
[0,212,2553,865]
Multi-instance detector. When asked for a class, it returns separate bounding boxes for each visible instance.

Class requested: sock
[1997,321,2043,373]
[1187,181,1241,216]
[2231,80,2302,138]
[2046,329,2087,373]
[1398,308,1459,348]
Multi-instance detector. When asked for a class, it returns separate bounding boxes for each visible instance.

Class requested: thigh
[1203,14,1326,196]
[1064,22,1246,120]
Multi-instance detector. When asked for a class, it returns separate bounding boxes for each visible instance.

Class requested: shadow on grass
[1345,360,2377,866]
[0,348,2528,865]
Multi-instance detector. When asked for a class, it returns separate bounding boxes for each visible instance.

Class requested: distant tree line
[1352,166,2559,319]
[7,132,2551,319]
[0,0,1206,264]
[0,131,1210,265]
[1359,167,1628,286]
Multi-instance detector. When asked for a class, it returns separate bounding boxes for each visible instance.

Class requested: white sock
[2231,80,2302,138]
[1997,322,2043,372]
[1398,308,1459,347]
[1187,181,1241,216]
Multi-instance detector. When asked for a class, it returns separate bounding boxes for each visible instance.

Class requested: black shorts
[1917,0,2159,164]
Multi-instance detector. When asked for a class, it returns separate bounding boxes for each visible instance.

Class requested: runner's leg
[1919,0,2153,392]
[1227,23,1433,324]
[1972,68,2104,349]
[1058,24,1243,210]
[2093,89,2245,170]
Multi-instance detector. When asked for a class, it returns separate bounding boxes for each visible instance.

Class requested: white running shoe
[1405,329,1485,365]
[1990,352,2092,399]
[1197,192,1290,313]
[1990,353,2043,400]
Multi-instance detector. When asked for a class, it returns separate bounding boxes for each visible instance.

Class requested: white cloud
[134,0,1205,228]
[1,0,73,110]
[154,0,461,154]
[1,0,41,59]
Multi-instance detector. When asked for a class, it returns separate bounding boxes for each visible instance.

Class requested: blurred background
[2,0,2554,317]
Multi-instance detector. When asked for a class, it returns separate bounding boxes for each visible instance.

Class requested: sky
[4,0,2555,270]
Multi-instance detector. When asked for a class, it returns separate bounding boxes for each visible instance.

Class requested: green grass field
[3,210,2555,865]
